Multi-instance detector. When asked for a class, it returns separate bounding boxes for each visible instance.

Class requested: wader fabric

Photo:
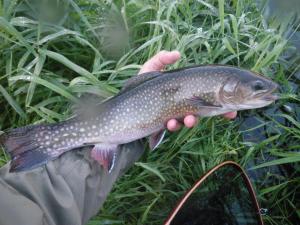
[0,141,144,225]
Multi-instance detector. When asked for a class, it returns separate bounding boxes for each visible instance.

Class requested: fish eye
[252,80,265,91]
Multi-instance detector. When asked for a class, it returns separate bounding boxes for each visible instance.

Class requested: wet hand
[138,50,237,132]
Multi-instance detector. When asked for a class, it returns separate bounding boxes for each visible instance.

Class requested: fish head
[219,70,278,110]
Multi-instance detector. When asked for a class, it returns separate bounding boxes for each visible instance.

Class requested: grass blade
[25,52,46,106]
[9,74,78,102]
[218,0,225,34]
[251,156,300,169]
[135,162,166,182]
[0,84,26,118]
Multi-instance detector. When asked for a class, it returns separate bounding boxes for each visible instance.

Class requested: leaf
[25,52,46,106]
[229,14,238,40]
[42,49,117,95]
[251,156,300,169]
[141,196,159,223]
[135,162,166,182]
[123,35,163,66]
[0,84,26,118]
[67,0,99,39]
[0,17,36,55]
[196,0,218,16]
[43,49,96,81]
[17,50,31,70]
[38,29,80,45]
[2,0,18,19]
[223,37,236,55]
[259,182,288,195]
[10,17,38,27]
[218,0,224,34]
[9,75,78,102]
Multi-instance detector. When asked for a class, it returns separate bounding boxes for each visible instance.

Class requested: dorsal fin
[72,93,111,117]
[119,71,162,95]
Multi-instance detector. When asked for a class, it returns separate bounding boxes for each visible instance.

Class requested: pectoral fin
[186,96,222,108]
[91,143,118,173]
[149,130,166,151]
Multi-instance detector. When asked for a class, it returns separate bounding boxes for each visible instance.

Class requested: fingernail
[171,50,180,57]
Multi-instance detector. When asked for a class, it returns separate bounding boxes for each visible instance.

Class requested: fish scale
[0,65,278,172]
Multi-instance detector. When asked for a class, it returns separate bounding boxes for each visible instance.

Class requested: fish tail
[0,123,68,172]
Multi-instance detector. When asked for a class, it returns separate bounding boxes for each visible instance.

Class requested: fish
[0,65,278,172]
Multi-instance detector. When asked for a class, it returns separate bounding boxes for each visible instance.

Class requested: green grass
[0,0,299,224]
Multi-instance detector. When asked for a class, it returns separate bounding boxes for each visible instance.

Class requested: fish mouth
[256,83,279,102]
[262,93,279,101]
[263,83,279,101]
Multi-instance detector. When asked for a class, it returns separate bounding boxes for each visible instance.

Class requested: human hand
[138,50,237,132]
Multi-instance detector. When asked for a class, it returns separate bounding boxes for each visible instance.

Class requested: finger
[139,50,181,74]
[167,119,182,132]
[223,111,237,119]
[184,115,198,128]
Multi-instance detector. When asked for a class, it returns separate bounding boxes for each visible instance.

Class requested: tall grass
[0,0,299,224]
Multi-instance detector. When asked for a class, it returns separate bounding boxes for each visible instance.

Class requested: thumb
[138,50,180,74]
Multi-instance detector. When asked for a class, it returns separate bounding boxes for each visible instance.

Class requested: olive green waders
[0,141,144,225]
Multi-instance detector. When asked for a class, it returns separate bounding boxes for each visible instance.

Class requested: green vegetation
[0,0,299,224]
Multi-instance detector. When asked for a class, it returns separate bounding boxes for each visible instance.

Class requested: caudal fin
[0,124,61,172]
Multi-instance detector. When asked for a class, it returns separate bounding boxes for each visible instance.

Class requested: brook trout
[0,65,278,172]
